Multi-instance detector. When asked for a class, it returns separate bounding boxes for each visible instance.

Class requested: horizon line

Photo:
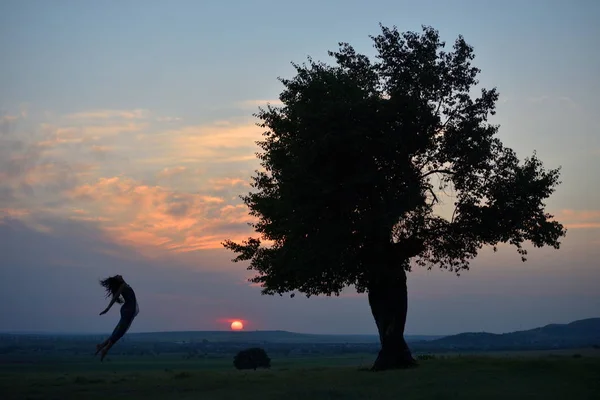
[0,329,443,336]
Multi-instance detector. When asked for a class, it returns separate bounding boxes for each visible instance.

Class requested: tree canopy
[223,24,566,298]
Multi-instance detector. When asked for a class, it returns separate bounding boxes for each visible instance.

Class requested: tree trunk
[368,266,417,371]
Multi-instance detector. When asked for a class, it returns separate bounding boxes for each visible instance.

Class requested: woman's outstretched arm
[99,283,126,315]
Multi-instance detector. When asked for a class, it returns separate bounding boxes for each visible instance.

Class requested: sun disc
[231,320,244,330]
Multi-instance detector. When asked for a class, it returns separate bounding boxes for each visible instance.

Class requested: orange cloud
[65,109,150,120]
[1,115,89,213]
[69,215,112,223]
[1,114,20,124]
[156,166,188,179]
[554,209,600,229]
[0,208,30,218]
[156,116,182,123]
[208,177,251,191]
[37,122,146,149]
[137,121,263,165]
[65,176,257,253]
[169,123,261,149]
[21,162,72,186]
[2,109,265,254]
[0,144,93,200]
[59,123,146,138]
[91,145,112,154]
[219,204,255,224]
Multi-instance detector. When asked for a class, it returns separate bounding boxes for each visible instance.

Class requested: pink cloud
[553,209,600,229]
[1,114,20,124]
[36,122,146,150]
[2,111,270,255]
[219,204,255,224]
[60,123,146,138]
[155,116,182,123]
[65,176,257,253]
[208,177,251,191]
[156,166,188,179]
[168,123,261,149]
[22,162,73,186]
[137,121,263,165]
[90,145,112,154]
[65,109,150,120]
[0,208,30,219]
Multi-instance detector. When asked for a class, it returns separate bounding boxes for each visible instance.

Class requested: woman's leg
[100,309,136,361]
[95,339,109,355]
[99,340,115,361]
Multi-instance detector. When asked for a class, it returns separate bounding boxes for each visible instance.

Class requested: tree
[233,347,271,370]
[223,24,567,371]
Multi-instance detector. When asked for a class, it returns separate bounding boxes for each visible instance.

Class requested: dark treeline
[1,318,599,360]
[0,334,381,358]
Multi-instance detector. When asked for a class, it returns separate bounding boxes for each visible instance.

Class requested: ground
[2,351,599,400]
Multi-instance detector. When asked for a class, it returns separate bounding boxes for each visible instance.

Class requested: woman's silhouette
[95,274,139,361]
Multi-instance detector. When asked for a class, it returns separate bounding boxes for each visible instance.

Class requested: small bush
[233,347,271,370]
[417,354,437,361]
[73,376,105,384]
[173,371,192,379]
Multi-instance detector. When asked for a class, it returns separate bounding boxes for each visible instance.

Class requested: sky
[1,0,599,336]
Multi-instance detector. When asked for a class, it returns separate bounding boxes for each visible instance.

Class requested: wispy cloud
[527,95,579,111]
[168,123,261,149]
[236,99,283,109]
[156,116,182,123]
[0,112,90,208]
[2,106,267,256]
[65,109,151,120]
[554,209,600,229]
[156,166,188,179]
[0,208,30,219]
[1,106,28,126]
[39,122,147,147]
[208,177,251,191]
[90,145,112,155]
[1,114,20,124]
[137,121,263,165]
[65,176,256,253]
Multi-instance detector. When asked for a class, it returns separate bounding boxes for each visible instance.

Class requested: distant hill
[411,318,600,351]
[2,318,598,352]
[125,318,600,350]
[126,330,442,344]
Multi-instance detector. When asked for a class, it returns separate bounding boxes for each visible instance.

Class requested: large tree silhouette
[223,25,567,371]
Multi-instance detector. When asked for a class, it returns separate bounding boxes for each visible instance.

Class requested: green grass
[2,353,599,400]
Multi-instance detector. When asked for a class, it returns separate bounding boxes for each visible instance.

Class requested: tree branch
[421,169,455,179]
[435,98,443,117]
[451,202,459,223]
[441,104,469,129]
[427,187,439,206]
[442,113,455,128]
[391,237,426,260]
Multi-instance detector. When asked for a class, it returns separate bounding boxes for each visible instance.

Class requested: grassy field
[2,351,599,400]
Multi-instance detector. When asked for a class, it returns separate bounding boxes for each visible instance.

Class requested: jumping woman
[95,274,139,361]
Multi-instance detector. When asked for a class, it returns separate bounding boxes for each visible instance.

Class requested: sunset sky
[1,0,599,336]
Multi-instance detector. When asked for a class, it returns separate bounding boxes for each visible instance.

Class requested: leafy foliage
[233,347,271,370]
[223,24,566,297]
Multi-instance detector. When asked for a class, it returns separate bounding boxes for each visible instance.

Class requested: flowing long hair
[99,275,124,304]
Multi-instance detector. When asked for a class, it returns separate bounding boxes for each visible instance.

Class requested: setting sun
[230,320,244,331]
